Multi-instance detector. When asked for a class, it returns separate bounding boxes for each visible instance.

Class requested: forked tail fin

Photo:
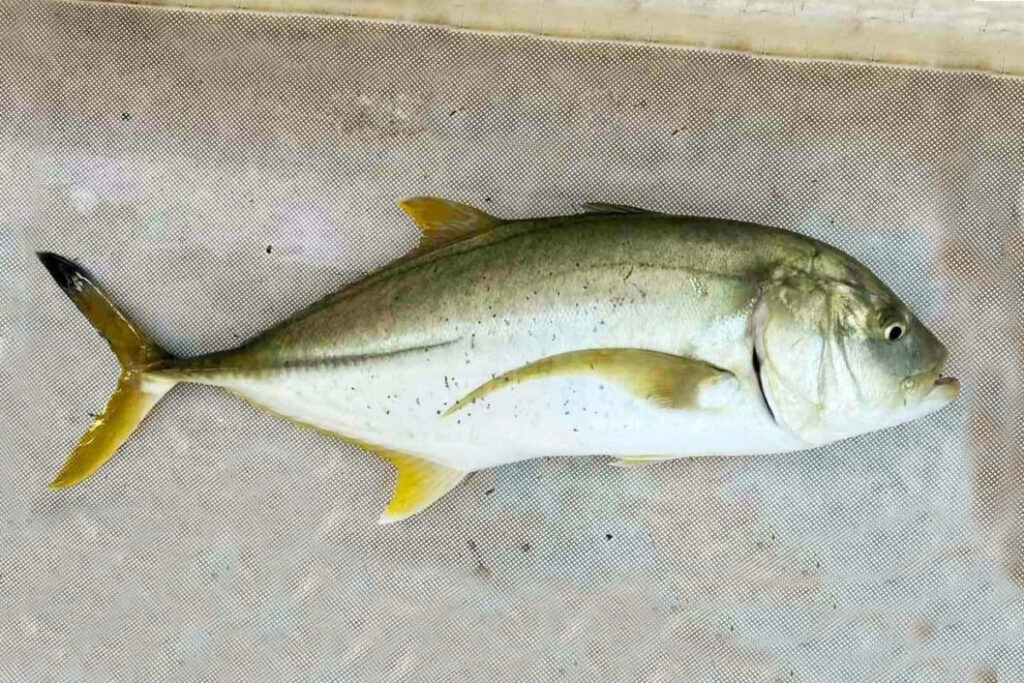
[36,252,176,488]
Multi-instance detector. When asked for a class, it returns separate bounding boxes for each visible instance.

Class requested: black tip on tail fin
[36,250,166,367]
[36,251,84,293]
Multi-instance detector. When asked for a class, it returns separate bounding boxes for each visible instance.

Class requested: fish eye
[884,322,905,342]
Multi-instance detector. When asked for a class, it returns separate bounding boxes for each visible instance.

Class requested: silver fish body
[38,200,959,521]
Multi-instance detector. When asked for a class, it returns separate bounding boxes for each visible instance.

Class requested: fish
[37,198,960,522]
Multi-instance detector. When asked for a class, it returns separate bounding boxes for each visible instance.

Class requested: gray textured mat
[1,1,1023,680]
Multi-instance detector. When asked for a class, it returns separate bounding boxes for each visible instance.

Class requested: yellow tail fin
[37,252,176,488]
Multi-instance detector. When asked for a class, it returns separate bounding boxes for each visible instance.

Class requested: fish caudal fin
[37,252,176,488]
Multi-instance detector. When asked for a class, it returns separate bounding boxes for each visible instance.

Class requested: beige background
[1,1,1023,680]
[83,0,1024,76]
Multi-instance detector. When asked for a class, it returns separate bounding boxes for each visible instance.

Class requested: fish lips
[898,372,960,425]
[926,374,960,406]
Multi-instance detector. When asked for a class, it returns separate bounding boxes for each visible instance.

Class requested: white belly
[219,334,807,471]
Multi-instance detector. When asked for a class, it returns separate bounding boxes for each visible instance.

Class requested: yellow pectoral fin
[375,449,466,524]
[398,196,501,252]
[445,348,738,416]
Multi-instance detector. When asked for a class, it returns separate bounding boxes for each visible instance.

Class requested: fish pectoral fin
[579,202,659,215]
[445,348,739,416]
[398,196,501,252]
[375,448,466,524]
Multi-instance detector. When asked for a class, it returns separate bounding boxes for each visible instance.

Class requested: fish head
[753,272,958,445]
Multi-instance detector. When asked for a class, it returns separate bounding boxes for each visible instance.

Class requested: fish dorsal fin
[444,348,738,416]
[398,197,501,252]
[579,202,658,215]
[375,448,466,524]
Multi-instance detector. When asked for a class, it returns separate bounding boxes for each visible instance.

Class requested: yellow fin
[217,393,465,525]
[610,456,674,468]
[37,253,176,488]
[398,196,500,252]
[376,449,466,524]
[49,373,174,487]
[445,348,737,416]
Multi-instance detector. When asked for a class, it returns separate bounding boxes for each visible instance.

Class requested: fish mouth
[924,341,958,405]
[922,372,960,407]
[931,373,960,394]
[878,369,960,430]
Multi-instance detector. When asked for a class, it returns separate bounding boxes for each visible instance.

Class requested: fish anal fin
[376,448,466,524]
[580,202,658,215]
[218,391,464,525]
[445,349,738,416]
[398,197,501,252]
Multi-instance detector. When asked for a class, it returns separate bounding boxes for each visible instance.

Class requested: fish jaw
[869,373,960,434]
[924,375,960,410]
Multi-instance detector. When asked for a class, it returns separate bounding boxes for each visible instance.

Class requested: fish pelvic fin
[398,196,501,253]
[374,448,466,524]
[37,252,177,488]
[610,456,675,468]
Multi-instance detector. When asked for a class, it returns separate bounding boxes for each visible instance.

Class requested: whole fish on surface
[38,198,960,522]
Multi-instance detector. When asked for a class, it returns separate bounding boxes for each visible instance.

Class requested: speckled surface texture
[1,1,1023,681]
